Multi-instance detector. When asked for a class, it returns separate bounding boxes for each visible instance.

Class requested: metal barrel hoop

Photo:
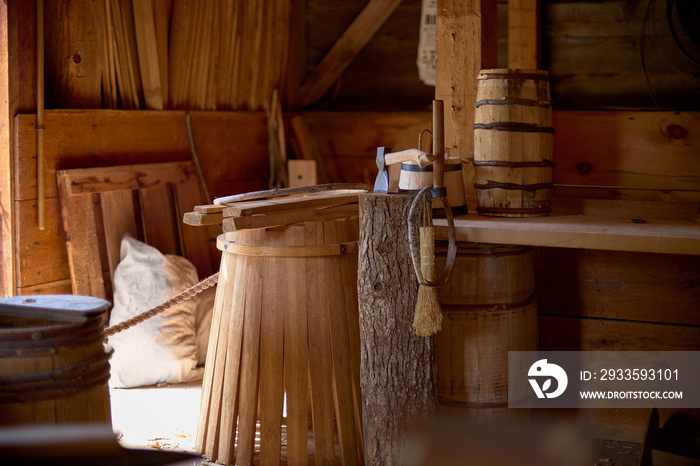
[407,185,457,288]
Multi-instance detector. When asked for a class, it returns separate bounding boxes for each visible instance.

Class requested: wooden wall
[12,110,269,296]
[543,0,700,110]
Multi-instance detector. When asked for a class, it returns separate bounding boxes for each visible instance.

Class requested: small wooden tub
[196,218,363,466]
[473,69,554,217]
[0,295,112,426]
[398,158,468,217]
[435,243,538,407]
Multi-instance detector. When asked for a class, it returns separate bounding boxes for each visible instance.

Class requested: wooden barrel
[398,157,468,217]
[196,218,363,466]
[435,243,538,407]
[473,69,554,217]
[0,296,112,426]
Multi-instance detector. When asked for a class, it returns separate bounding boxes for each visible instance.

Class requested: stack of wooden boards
[184,184,368,232]
[98,0,290,110]
[188,184,367,465]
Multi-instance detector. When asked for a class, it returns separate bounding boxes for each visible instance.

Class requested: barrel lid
[0,295,111,323]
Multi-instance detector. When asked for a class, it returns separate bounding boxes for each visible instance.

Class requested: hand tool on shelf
[373,148,436,193]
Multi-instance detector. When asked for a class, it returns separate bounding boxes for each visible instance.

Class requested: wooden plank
[283,226,309,465]
[195,256,227,454]
[435,0,498,211]
[534,248,700,326]
[132,0,164,110]
[508,0,539,69]
[0,2,12,296]
[552,111,700,191]
[301,111,431,157]
[153,0,169,108]
[100,189,138,287]
[321,222,359,465]
[16,278,73,296]
[258,254,285,465]
[305,222,338,465]
[222,204,359,232]
[337,218,364,461]
[55,175,105,299]
[14,197,69,288]
[58,161,196,196]
[208,253,244,462]
[118,0,143,109]
[434,211,700,256]
[299,0,404,107]
[182,211,223,227]
[540,316,700,352]
[14,110,269,201]
[139,184,178,255]
[233,255,263,465]
[222,193,361,217]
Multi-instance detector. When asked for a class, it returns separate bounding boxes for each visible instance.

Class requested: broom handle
[432,100,444,188]
[420,226,435,282]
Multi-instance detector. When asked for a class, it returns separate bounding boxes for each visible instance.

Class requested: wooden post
[358,193,436,465]
[435,0,498,211]
[508,0,539,69]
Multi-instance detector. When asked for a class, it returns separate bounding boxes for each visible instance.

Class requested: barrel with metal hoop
[434,243,538,408]
[0,295,113,425]
[473,68,554,217]
[196,217,363,465]
[399,158,468,218]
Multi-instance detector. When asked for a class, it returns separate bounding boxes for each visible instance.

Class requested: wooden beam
[508,0,539,69]
[298,0,403,108]
[435,0,498,211]
[0,2,12,296]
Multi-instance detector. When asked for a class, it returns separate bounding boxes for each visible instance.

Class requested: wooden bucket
[398,157,468,217]
[197,218,363,466]
[435,243,538,407]
[0,297,112,426]
[473,69,554,217]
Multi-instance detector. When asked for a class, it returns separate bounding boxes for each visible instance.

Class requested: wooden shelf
[433,199,700,255]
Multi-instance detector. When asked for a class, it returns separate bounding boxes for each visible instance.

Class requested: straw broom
[413,225,442,336]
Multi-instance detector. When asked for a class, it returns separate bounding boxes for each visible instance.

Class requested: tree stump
[358,193,436,465]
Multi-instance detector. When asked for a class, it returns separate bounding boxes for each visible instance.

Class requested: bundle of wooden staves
[184,184,368,465]
[184,184,368,232]
[101,0,290,111]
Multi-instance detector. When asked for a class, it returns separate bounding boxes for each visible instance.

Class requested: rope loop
[407,186,457,288]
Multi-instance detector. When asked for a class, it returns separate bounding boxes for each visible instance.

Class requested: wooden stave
[197,218,363,464]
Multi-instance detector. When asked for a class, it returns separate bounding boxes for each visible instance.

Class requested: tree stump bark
[358,193,436,466]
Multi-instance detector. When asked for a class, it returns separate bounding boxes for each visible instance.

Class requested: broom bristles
[413,285,443,336]
[413,226,443,337]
